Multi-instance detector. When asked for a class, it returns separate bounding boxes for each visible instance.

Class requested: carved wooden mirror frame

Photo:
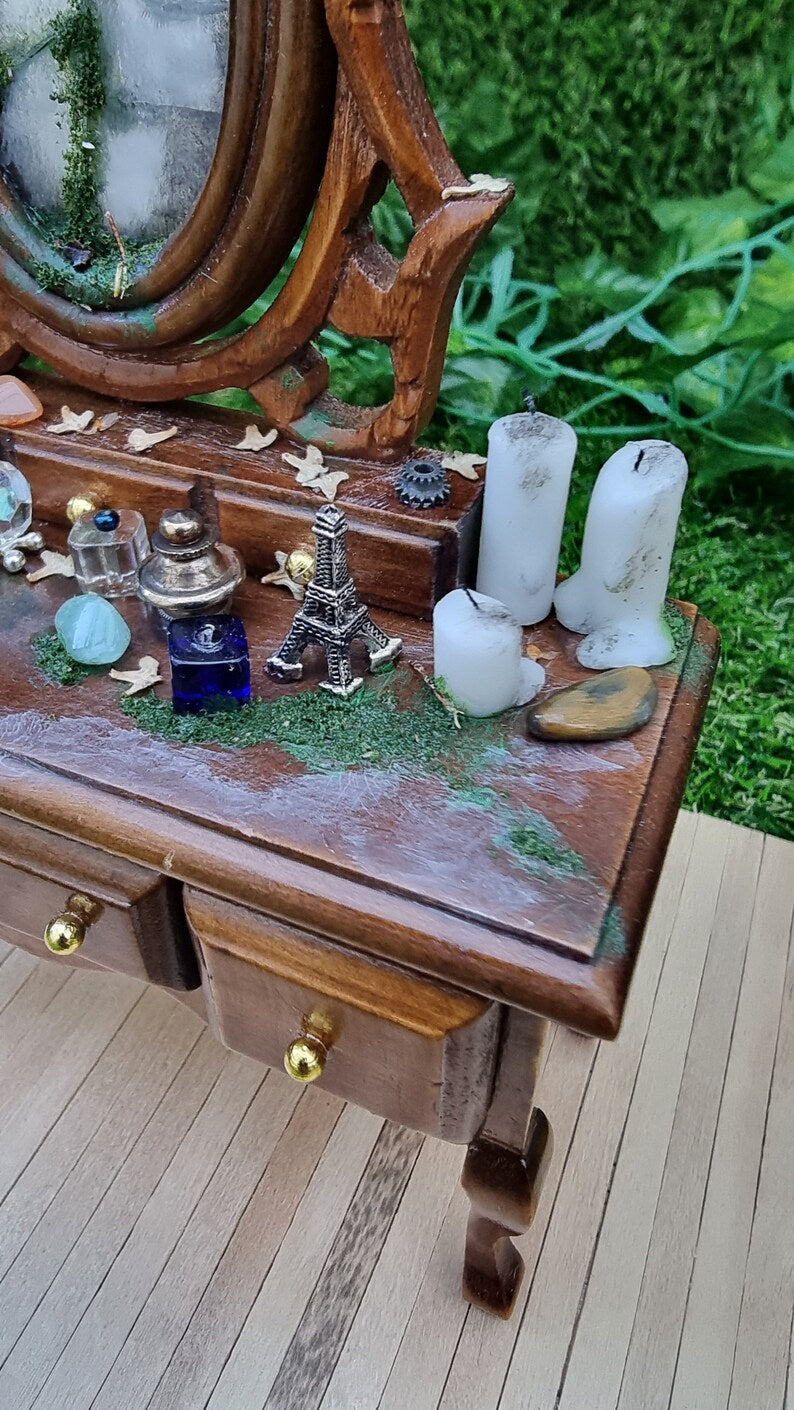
[0,0,511,460]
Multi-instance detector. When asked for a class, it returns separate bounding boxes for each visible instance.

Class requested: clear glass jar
[68,509,151,598]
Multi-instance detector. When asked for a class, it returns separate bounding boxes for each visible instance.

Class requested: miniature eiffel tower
[265,504,403,698]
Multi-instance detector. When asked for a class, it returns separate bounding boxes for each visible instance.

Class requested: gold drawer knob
[44,893,101,956]
[284,1034,328,1084]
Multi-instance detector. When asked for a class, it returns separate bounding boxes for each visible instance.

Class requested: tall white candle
[477,411,578,625]
[433,588,544,717]
[554,439,688,669]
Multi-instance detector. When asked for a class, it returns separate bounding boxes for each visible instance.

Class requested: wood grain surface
[0,812,789,1410]
[0,540,718,1035]
[13,373,484,617]
[185,888,499,1138]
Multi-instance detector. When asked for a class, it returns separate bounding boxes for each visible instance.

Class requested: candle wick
[464,588,482,612]
[521,387,537,415]
[633,449,645,472]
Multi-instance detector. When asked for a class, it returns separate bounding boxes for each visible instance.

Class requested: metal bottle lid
[137,508,245,617]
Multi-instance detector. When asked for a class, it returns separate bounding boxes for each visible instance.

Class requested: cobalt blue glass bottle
[167,614,251,715]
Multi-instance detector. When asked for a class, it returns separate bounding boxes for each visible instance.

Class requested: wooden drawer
[185,890,501,1141]
[0,812,198,989]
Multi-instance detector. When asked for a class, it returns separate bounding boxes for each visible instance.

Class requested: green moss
[595,903,628,962]
[660,602,716,693]
[120,670,506,781]
[32,631,94,687]
[502,813,587,877]
[0,50,13,104]
[49,0,106,246]
[662,602,693,663]
[31,224,163,305]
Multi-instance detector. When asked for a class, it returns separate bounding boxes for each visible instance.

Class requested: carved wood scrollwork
[0,0,511,461]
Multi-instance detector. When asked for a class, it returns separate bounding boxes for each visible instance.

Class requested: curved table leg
[461,1010,553,1318]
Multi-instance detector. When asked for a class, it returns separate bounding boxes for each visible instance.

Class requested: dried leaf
[441,173,512,200]
[127,425,179,454]
[260,551,305,601]
[110,655,162,697]
[312,470,349,501]
[235,424,278,452]
[47,406,94,435]
[282,444,325,474]
[85,412,122,437]
[26,550,76,583]
[283,444,348,501]
[441,451,486,480]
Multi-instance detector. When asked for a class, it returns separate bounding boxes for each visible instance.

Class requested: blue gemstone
[94,509,121,532]
[168,614,251,715]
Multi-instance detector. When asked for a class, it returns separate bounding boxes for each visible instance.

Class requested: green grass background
[404,0,794,279]
[399,0,792,841]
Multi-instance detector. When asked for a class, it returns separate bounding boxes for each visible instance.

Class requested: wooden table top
[0,545,718,1036]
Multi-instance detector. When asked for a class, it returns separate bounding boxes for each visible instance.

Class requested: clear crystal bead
[0,459,33,551]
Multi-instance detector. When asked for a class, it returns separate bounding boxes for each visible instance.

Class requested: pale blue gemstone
[55,593,132,665]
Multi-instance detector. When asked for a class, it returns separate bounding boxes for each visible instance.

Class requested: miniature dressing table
[0,0,716,1316]
[0,378,717,1315]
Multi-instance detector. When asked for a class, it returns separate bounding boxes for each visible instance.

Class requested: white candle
[554,439,688,669]
[477,411,578,625]
[433,588,544,717]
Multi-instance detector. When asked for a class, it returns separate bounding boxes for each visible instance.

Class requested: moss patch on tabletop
[121,669,507,786]
[122,671,593,880]
[32,631,94,687]
[500,813,587,879]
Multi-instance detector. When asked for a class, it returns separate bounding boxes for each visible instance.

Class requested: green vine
[49,0,105,246]
[0,50,13,106]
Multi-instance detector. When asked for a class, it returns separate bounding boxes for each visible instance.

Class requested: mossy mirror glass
[0,0,231,307]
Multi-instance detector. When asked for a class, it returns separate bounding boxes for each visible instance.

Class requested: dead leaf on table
[297,467,349,501]
[284,445,349,502]
[282,444,325,474]
[110,655,163,696]
[85,412,121,436]
[47,406,94,435]
[441,451,486,480]
[261,551,305,601]
[26,550,76,583]
[127,425,178,454]
[235,424,278,452]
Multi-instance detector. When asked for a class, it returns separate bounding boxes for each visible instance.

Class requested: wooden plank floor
[0,812,791,1410]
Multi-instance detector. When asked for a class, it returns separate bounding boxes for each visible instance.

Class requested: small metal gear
[394,458,451,509]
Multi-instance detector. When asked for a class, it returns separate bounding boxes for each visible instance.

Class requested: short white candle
[554,439,688,669]
[433,588,544,718]
[477,410,578,625]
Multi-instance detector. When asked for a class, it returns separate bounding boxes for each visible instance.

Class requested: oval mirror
[0,0,335,346]
[1,0,229,284]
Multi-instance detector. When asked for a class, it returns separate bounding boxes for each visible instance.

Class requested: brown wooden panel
[14,374,483,617]
[185,889,499,1140]
[0,812,197,989]
[0,538,717,1033]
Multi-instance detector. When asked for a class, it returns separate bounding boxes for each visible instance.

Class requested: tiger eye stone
[526,666,658,742]
[0,377,44,428]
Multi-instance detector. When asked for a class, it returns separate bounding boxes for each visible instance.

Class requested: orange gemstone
[0,376,44,428]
